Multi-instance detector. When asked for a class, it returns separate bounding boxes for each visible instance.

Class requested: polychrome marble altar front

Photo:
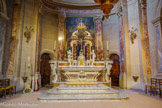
[50,18,113,85]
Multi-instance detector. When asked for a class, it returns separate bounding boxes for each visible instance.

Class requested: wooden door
[40,53,51,87]
[110,54,120,86]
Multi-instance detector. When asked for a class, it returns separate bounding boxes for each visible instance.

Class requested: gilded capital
[116,6,123,17]
[140,0,147,9]
[58,12,66,23]
[93,16,103,23]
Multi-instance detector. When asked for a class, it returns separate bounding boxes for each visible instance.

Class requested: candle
[25,62,26,76]
[107,41,109,50]
[27,56,30,62]
[110,77,112,88]
[54,40,56,50]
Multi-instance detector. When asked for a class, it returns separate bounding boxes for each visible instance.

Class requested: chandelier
[94,0,118,18]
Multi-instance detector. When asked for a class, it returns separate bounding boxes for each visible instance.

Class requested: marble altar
[49,18,113,85]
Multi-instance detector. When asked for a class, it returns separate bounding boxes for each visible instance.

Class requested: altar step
[38,84,128,101]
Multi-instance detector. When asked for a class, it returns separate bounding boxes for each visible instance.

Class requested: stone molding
[93,16,102,23]
[116,6,123,17]
[139,0,147,9]
[0,13,9,21]
[42,0,100,9]
[152,16,162,26]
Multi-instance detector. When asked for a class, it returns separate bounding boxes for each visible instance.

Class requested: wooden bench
[0,79,16,99]
[151,79,162,98]
[145,78,157,95]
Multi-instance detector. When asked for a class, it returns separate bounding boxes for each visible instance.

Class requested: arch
[109,54,120,61]
[109,53,120,87]
[107,50,120,59]
[40,49,55,59]
[0,0,7,15]
[40,53,51,87]
[155,0,162,18]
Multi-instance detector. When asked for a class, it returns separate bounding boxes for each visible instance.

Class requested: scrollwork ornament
[24,26,34,43]
[129,27,138,44]
[94,16,103,23]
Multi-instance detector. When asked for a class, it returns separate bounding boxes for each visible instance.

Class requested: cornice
[152,16,162,26]
[41,0,121,17]
[43,0,100,10]
[42,1,103,14]
[52,0,98,6]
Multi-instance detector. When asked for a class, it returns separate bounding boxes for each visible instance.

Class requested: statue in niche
[77,51,85,66]
[67,50,72,65]
[105,61,113,82]
[129,27,137,44]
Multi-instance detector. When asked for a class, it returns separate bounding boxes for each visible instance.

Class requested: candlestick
[107,41,109,50]
[110,77,112,88]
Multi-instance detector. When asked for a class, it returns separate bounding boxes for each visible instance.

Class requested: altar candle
[107,41,109,50]
[54,40,56,50]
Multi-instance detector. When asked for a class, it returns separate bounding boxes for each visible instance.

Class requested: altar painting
[66,17,95,48]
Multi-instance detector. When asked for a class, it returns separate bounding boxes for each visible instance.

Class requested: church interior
[0,0,162,107]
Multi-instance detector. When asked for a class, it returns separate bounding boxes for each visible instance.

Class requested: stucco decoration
[129,27,137,44]
[24,26,34,43]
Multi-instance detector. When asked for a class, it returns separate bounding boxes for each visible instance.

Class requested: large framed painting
[65,17,95,48]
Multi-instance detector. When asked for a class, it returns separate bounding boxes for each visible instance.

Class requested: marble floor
[0,89,162,108]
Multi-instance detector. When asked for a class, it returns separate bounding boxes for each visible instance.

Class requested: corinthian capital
[140,0,147,9]
[93,16,103,23]
[58,12,66,23]
[116,6,123,17]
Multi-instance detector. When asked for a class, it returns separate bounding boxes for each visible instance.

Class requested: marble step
[56,84,110,90]
[38,84,128,101]
[47,88,119,95]
[39,93,128,101]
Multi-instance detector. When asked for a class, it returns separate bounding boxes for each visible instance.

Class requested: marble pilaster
[94,16,103,60]
[117,6,125,74]
[117,5,127,89]
[119,0,132,89]
[7,1,19,75]
[140,1,151,74]
[35,4,43,73]
[152,17,162,73]
[57,13,66,60]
